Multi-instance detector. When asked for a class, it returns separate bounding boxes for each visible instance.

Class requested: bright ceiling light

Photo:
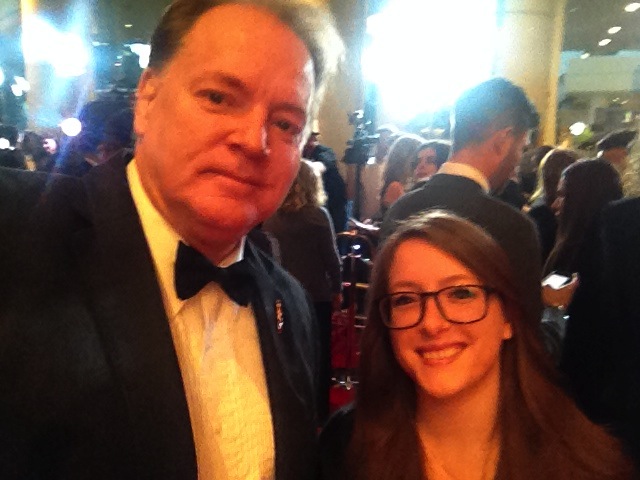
[22,15,89,78]
[608,26,622,34]
[0,67,4,86]
[580,52,590,59]
[13,76,30,92]
[10,84,23,96]
[60,118,82,137]
[0,138,10,149]
[625,3,640,12]
[130,43,151,69]
[599,38,612,46]
[570,122,587,136]
[362,0,498,121]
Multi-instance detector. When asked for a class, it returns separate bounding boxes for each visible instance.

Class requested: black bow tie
[174,241,255,306]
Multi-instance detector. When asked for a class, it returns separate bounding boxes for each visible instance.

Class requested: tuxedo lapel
[75,157,196,478]
[244,243,319,479]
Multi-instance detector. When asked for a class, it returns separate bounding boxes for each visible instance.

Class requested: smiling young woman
[320,211,634,480]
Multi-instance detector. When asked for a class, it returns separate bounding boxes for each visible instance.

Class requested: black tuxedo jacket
[381,174,543,321]
[0,159,320,479]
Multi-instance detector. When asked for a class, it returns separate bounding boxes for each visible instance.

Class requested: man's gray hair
[148,0,344,112]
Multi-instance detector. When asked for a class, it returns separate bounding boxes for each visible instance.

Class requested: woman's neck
[415,367,502,479]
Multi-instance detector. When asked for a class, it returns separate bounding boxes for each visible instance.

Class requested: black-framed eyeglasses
[378,285,496,330]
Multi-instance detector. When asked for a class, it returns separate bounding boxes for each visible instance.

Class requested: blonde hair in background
[280,159,327,211]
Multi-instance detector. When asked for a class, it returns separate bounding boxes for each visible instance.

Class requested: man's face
[134,5,314,252]
[489,130,529,191]
[603,147,629,170]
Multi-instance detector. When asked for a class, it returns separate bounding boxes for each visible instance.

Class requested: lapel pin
[275,299,284,334]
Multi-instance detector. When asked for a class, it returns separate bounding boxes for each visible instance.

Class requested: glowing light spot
[569,122,587,136]
[60,118,82,137]
[13,76,30,92]
[130,43,151,69]
[22,15,90,77]
[362,0,497,121]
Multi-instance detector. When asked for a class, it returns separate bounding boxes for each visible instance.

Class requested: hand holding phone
[541,272,579,309]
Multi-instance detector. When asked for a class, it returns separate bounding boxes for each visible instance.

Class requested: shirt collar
[127,158,244,317]
[437,162,491,193]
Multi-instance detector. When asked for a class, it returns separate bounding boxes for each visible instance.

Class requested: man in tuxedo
[381,78,543,321]
[0,1,342,479]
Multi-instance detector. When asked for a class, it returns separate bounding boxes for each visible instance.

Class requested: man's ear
[489,127,513,159]
[133,69,160,139]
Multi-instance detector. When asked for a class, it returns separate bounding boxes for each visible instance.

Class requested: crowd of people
[1,0,640,479]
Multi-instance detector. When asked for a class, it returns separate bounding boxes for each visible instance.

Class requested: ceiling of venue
[4,0,639,61]
[564,0,640,53]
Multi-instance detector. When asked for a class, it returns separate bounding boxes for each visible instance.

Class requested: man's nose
[232,108,271,158]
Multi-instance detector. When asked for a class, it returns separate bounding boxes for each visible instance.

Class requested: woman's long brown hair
[347,211,633,480]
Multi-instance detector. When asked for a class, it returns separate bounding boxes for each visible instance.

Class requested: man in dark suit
[0,1,342,478]
[381,78,543,322]
[303,130,348,232]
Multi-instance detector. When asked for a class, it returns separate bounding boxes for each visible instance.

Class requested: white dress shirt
[437,161,491,193]
[127,159,275,480]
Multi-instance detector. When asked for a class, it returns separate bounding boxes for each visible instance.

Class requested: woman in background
[410,140,451,190]
[527,148,579,262]
[378,134,426,217]
[544,159,622,276]
[264,159,341,423]
[543,160,623,426]
[321,211,632,480]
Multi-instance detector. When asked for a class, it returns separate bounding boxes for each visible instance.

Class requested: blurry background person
[21,131,56,173]
[0,124,26,170]
[596,129,639,199]
[377,133,425,219]
[303,128,348,232]
[596,129,637,176]
[96,108,134,164]
[544,160,623,277]
[518,144,554,202]
[567,196,640,467]
[320,212,633,480]
[410,140,451,190]
[264,160,342,423]
[494,173,528,210]
[350,124,399,221]
[527,148,579,262]
[542,160,624,425]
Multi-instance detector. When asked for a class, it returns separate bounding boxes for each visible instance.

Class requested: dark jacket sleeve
[319,406,355,480]
[317,208,342,295]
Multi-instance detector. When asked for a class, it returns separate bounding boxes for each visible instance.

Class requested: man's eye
[206,91,226,105]
[275,119,301,135]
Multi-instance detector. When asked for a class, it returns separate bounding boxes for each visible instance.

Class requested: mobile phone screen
[542,273,571,289]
